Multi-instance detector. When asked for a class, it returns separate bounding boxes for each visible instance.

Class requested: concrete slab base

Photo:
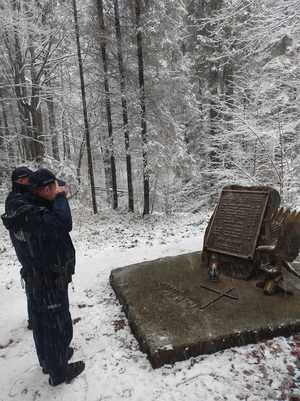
[110,252,300,368]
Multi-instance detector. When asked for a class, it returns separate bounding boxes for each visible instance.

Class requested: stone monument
[110,185,300,368]
[202,185,281,279]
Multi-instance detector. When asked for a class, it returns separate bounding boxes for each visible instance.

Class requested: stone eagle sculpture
[256,208,300,295]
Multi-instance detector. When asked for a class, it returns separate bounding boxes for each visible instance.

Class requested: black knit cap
[30,168,56,188]
[11,167,33,182]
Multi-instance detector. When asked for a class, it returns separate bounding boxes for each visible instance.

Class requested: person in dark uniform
[2,168,85,386]
[3,167,34,329]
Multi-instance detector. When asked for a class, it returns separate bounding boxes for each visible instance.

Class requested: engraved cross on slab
[156,281,239,310]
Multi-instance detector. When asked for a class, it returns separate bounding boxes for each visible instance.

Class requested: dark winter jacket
[2,183,35,278]
[1,188,75,285]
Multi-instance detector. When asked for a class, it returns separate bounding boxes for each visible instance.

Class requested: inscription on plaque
[206,189,270,259]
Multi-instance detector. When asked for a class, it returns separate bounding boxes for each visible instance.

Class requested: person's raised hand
[55,181,69,197]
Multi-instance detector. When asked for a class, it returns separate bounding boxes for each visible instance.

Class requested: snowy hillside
[0,208,299,401]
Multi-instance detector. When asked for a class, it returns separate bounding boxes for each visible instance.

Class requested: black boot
[67,347,74,360]
[43,347,74,374]
[48,361,85,386]
[65,361,85,384]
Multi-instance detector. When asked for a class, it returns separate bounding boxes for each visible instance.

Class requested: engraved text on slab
[206,190,270,259]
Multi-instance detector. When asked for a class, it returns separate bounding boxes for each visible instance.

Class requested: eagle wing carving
[257,208,300,278]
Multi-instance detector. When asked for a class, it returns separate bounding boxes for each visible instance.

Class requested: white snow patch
[0,208,297,401]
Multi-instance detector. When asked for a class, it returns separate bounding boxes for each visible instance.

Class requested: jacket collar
[12,182,31,194]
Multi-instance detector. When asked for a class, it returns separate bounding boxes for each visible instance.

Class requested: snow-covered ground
[0,205,299,401]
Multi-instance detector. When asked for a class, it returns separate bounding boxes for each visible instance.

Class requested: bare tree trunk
[77,134,85,184]
[27,14,45,161]
[207,62,221,168]
[30,106,44,161]
[253,138,257,176]
[10,12,34,160]
[19,111,33,160]
[60,65,71,161]
[0,105,8,168]
[97,0,118,209]
[62,111,71,160]
[46,91,60,161]
[113,0,134,212]
[0,114,3,153]
[60,65,71,160]
[97,127,113,204]
[135,0,149,215]
[72,0,98,214]
[9,102,23,163]
[0,111,5,184]
[1,98,15,166]
[0,89,6,155]
[2,108,15,165]
[223,63,234,113]
[278,114,284,196]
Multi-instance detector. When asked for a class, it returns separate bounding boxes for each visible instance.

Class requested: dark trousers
[30,284,73,379]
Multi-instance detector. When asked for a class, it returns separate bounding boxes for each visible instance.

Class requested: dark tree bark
[0,92,15,165]
[46,92,60,161]
[30,106,44,161]
[113,0,134,212]
[60,66,71,161]
[135,0,149,215]
[72,0,98,214]
[8,102,22,163]
[77,135,85,184]
[223,63,234,113]
[0,90,6,155]
[2,102,15,165]
[9,13,34,160]
[5,0,65,162]
[0,114,3,153]
[62,111,71,160]
[0,110,5,183]
[25,3,46,161]
[97,0,118,209]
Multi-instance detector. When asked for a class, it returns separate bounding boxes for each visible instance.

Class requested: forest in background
[0,0,300,214]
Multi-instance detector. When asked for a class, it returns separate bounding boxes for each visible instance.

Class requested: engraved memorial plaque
[205,189,270,259]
